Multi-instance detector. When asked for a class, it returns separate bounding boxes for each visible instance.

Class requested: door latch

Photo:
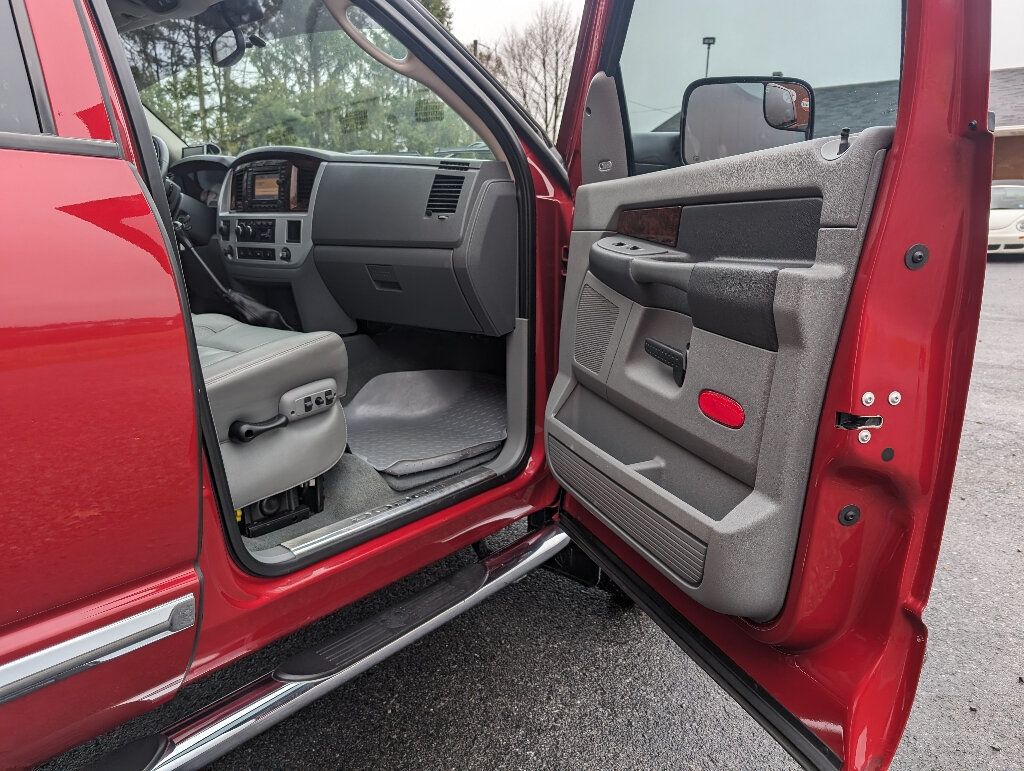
[835,412,883,430]
[836,411,883,444]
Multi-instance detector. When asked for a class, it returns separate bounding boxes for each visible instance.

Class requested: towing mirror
[681,77,814,164]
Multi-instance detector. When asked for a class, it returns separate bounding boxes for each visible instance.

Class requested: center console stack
[219,155,322,266]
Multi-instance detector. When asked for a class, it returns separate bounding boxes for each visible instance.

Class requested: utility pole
[702,36,716,78]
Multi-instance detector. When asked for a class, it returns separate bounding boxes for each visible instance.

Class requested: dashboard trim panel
[218,160,327,269]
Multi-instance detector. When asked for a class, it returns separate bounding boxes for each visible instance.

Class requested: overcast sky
[451,0,1024,70]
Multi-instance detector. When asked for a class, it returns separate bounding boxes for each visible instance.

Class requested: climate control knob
[235,222,254,241]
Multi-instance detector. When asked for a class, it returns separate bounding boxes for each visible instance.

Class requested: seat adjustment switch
[280,378,339,422]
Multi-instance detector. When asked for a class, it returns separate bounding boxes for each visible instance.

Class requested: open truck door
[547,0,992,767]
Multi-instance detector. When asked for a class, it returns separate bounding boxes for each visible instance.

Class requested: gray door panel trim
[0,595,196,704]
[548,132,892,620]
[573,126,894,231]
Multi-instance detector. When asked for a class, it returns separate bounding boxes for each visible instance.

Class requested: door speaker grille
[549,438,707,585]
[574,285,619,374]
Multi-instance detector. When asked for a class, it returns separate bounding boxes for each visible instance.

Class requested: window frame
[599,0,907,176]
[0,0,50,136]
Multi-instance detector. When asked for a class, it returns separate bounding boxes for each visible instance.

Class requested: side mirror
[681,77,814,164]
[210,28,245,68]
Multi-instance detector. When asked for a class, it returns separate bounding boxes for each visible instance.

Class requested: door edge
[559,514,841,771]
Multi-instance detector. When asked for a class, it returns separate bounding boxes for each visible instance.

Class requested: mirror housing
[681,77,814,164]
[210,28,245,68]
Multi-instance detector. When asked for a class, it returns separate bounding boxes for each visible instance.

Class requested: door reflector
[698,390,745,429]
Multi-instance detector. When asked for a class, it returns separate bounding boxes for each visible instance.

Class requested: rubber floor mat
[345,370,506,476]
[383,448,501,491]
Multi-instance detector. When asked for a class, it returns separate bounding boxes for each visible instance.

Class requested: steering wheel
[152,135,170,177]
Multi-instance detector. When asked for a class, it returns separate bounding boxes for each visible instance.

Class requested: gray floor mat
[383,448,500,491]
[341,331,504,406]
[346,370,507,476]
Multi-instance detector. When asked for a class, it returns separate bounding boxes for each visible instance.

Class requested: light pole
[702,36,716,78]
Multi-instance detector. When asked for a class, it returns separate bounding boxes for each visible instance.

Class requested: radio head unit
[232,159,299,212]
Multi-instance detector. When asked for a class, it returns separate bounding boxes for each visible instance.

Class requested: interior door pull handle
[644,338,687,386]
[630,258,695,292]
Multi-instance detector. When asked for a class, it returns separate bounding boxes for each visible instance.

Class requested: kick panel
[547,129,894,620]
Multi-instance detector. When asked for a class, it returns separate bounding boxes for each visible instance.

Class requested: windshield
[121,0,488,158]
[991,186,1024,210]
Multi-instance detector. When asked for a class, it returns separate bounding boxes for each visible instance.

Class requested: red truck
[0,0,992,768]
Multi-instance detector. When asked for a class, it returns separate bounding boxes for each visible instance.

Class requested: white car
[989,182,1024,256]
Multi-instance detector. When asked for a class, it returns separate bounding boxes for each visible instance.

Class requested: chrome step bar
[88,524,569,771]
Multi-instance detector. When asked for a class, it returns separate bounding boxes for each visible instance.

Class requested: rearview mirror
[681,77,814,164]
[210,28,245,68]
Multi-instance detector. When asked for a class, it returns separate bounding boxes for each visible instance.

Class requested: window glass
[0,0,41,134]
[617,0,903,172]
[991,185,1024,210]
[122,0,488,158]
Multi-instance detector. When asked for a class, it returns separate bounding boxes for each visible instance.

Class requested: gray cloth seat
[193,313,348,509]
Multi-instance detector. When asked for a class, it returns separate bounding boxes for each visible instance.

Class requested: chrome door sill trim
[280,469,495,557]
[0,595,195,705]
[89,524,568,771]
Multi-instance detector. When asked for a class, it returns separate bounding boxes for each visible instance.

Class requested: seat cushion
[192,314,349,508]
[193,313,348,436]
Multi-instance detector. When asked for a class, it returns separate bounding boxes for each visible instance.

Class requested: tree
[421,0,453,30]
[490,1,580,139]
[121,0,477,155]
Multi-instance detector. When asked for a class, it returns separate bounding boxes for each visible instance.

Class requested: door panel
[555,0,991,766]
[547,129,891,620]
[0,2,201,765]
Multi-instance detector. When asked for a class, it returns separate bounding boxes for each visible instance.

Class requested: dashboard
[169,147,519,338]
[217,150,329,265]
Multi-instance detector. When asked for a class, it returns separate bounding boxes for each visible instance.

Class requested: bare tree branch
[479,1,580,139]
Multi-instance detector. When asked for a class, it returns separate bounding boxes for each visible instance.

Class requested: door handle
[644,338,688,386]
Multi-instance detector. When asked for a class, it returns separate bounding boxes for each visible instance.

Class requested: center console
[219,156,323,267]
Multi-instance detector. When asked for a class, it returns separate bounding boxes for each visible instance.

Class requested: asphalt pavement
[49,259,1024,770]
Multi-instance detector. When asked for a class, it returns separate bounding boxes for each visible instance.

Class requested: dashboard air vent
[425,174,465,216]
[296,164,318,211]
[230,171,243,210]
[439,159,471,170]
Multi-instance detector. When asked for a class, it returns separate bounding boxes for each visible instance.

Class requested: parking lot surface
[50,260,1023,770]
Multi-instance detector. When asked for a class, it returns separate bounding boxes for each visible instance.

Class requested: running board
[85,524,570,771]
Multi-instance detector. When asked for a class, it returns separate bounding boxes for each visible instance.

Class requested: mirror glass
[764,82,812,131]
[682,79,814,164]
[210,29,243,67]
[345,5,408,62]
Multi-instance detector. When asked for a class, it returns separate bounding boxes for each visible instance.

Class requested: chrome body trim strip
[0,595,196,704]
[127,525,568,771]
